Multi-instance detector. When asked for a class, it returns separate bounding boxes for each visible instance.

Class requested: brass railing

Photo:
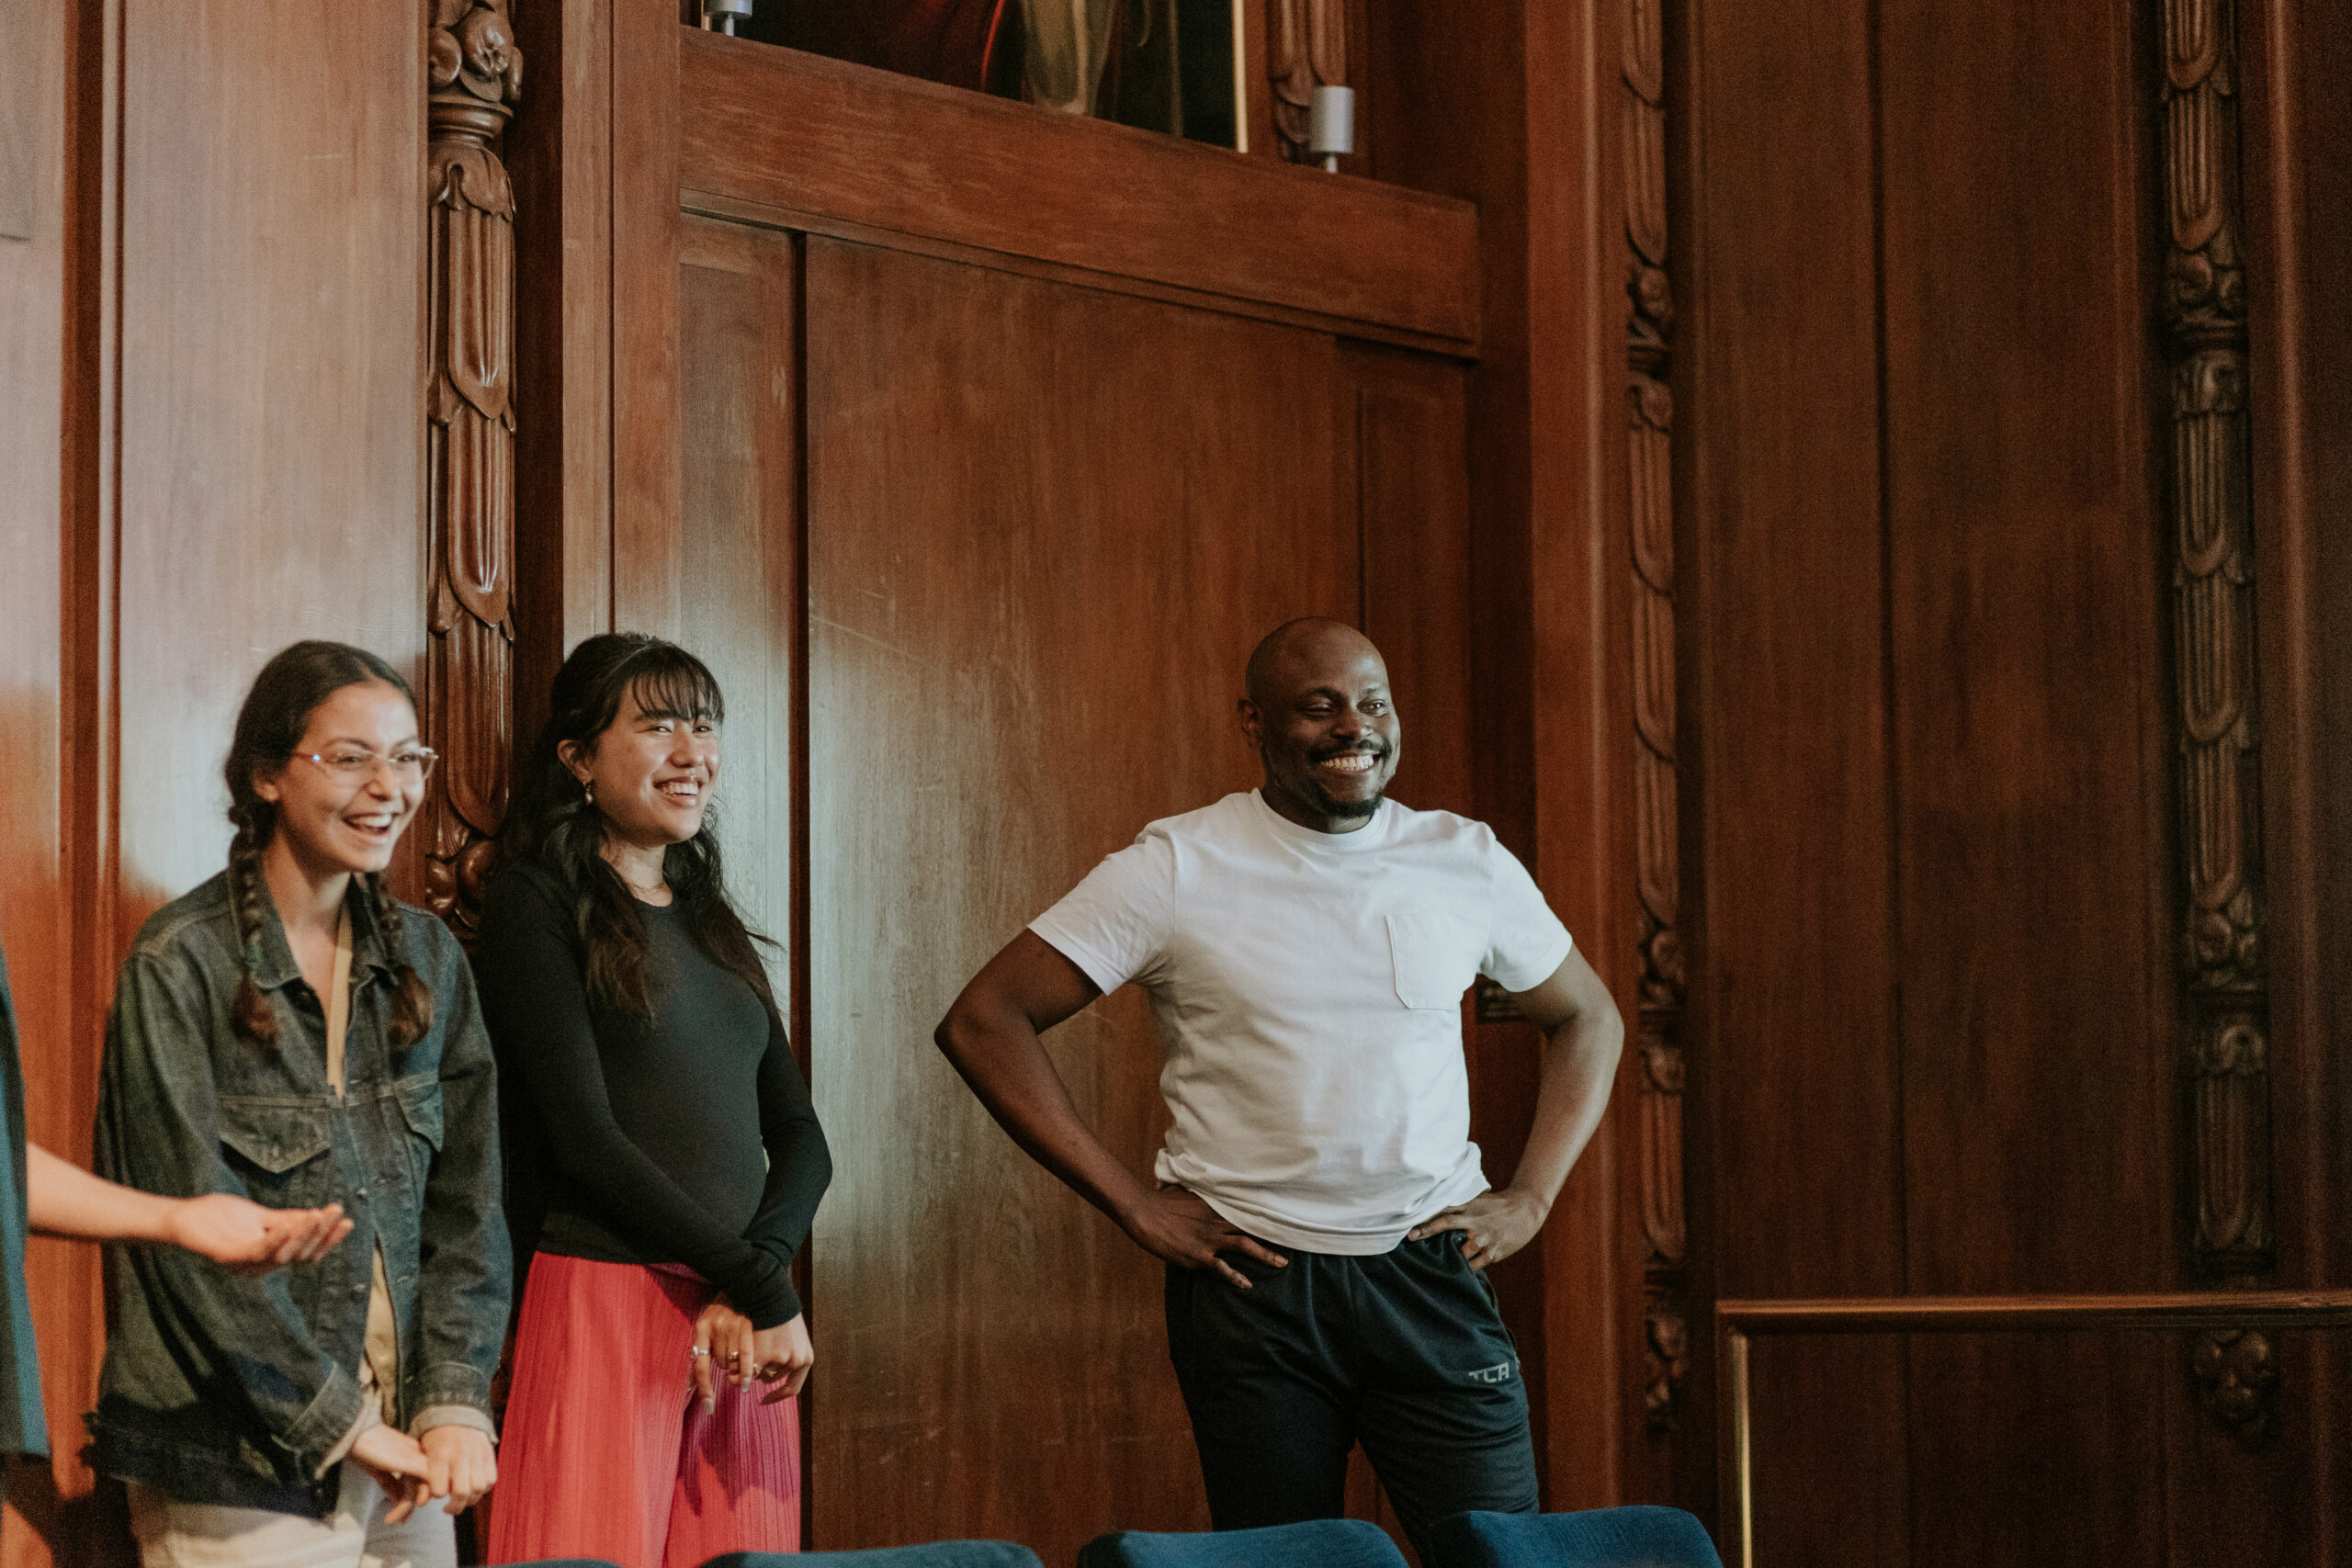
[1713,1291,2352,1568]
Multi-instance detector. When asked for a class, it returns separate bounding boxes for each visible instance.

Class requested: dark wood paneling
[1876,0,2171,1303]
[802,237,1359,1561]
[615,0,683,634]
[2245,0,2352,1560]
[3,6,429,1567]
[677,29,1479,352]
[115,0,427,904]
[1871,1,2176,1559]
[1684,0,2347,1557]
[1678,0,1908,1554]
[678,217,801,1019]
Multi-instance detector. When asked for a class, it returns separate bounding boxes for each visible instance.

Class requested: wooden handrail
[1713,1291,2352,1568]
[1717,1289,2352,1335]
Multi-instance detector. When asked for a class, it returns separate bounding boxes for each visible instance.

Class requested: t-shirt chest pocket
[1384,909,1481,1010]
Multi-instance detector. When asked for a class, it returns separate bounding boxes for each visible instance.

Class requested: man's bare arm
[1407,946,1624,1269]
[934,931,1286,1287]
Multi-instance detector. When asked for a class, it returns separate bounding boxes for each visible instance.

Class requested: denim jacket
[86,873,510,1516]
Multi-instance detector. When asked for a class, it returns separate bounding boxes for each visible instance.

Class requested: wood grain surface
[1677,0,1909,1558]
[1679,0,2344,1562]
[800,236,1366,1560]
[678,217,802,1025]
[2,5,430,1568]
[2241,1,2352,1558]
[676,28,1478,352]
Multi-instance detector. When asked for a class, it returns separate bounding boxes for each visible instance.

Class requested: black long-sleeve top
[473,863,830,1329]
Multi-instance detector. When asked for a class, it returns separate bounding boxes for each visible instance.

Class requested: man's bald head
[1238,618,1400,832]
[1244,617,1386,709]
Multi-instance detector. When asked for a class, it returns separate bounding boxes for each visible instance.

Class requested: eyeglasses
[292,747,440,784]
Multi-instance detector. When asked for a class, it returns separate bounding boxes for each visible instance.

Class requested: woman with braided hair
[88,641,510,1568]
[478,633,829,1568]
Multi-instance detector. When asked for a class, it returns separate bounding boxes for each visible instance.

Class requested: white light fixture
[1308,85,1354,172]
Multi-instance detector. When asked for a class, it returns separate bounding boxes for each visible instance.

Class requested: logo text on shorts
[1466,1361,1515,1384]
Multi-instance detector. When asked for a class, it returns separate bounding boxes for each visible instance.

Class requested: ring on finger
[688,1347,710,1359]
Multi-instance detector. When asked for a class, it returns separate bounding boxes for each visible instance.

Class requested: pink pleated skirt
[486,1253,801,1568]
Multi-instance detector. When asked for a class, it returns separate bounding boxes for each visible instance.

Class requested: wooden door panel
[1679,0,1911,1556]
[801,237,1359,1559]
[679,218,802,1023]
[1876,0,2174,1303]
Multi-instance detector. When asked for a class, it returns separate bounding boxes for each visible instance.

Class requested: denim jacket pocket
[393,1077,444,1192]
[217,1099,334,1204]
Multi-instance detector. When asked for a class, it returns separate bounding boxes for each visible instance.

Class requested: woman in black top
[476,635,830,1568]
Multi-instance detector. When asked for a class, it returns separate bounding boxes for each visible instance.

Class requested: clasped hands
[688,1299,814,1414]
[351,1423,496,1522]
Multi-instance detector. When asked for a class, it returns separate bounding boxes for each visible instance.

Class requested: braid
[368,874,435,1047]
[226,819,279,1047]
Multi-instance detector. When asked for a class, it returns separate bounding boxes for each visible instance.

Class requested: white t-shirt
[1029,789,1575,1255]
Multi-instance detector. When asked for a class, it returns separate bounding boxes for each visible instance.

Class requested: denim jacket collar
[243,877,400,995]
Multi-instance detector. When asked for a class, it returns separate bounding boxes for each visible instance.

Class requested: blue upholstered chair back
[1423,1506,1723,1568]
[702,1544,1044,1568]
[1077,1518,1411,1568]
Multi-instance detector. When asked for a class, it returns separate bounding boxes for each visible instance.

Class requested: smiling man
[935,617,1623,1551]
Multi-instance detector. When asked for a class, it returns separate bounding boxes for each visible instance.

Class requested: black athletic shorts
[1164,1231,1540,1555]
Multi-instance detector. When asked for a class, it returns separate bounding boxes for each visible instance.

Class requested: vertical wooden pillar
[424,0,524,938]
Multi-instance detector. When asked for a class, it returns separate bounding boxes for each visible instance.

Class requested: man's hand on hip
[1408,1187,1548,1270]
[1123,1185,1288,1288]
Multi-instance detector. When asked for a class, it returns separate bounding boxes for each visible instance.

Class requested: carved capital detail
[1266,0,1346,164]
[424,0,522,939]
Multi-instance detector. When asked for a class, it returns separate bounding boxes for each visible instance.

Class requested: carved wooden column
[2160,0,2276,1445]
[1267,0,1344,162]
[425,0,522,940]
[1624,0,1689,1437]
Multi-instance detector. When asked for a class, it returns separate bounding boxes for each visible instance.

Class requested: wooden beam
[676,28,1479,352]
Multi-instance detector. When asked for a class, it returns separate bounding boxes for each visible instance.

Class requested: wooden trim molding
[1717,1291,2352,1335]
[424,0,524,937]
[2160,0,2278,1445]
[1622,0,1688,1441]
[675,28,1478,353]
